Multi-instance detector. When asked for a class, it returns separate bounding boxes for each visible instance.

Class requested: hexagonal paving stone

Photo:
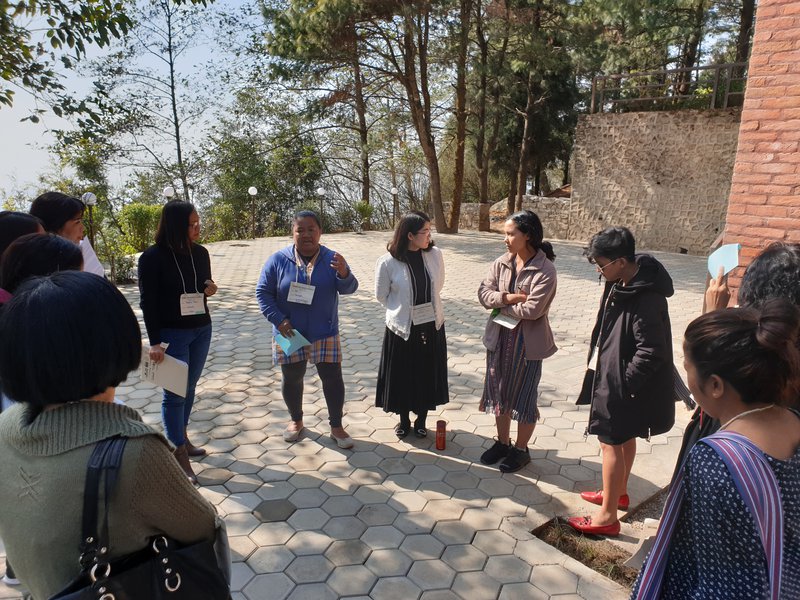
[324,539,372,566]
[422,499,463,521]
[357,503,398,526]
[254,499,297,523]
[286,583,338,600]
[399,534,445,560]
[393,511,436,535]
[353,484,392,504]
[226,512,261,537]
[389,491,427,513]
[285,555,335,584]
[361,525,406,550]
[286,530,334,556]
[441,544,488,572]
[247,545,295,574]
[242,573,293,600]
[289,487,330,509]
[369,576,422,600]
[287,507,330,531]
[485,555,533,584]
[249,521,296,546]
[323,515,367,540]
[327,565,378,596]
[364,548,413,577]
[408,560,456,591]
[378,457,415,474]
[321,494,364,517]
[459,507,503,530]
[472,529,516,556]
[431,521,476,545]
[228,535,257,561]
[530,564,580,595]
[498,582,549,600]
[410,464,447,482]
[198,467,234,486]
[452,571,502,599]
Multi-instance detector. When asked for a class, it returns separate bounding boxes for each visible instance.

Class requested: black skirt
[376,322,449,414]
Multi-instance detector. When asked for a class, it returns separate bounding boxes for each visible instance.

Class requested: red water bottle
[436,420,446,450]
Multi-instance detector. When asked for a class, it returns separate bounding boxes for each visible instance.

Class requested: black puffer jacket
[577,254,676,440]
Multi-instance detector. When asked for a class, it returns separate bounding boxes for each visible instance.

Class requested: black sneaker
[499,446,531,473]
[480,440,512,465]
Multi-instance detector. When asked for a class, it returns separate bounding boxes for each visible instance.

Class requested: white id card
[492,312,520,329]
[288,281,316,305]
[587,346,599,371]
[412,302,435,325]
[179,293,205,316]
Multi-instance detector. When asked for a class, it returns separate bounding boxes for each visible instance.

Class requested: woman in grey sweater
[0,272,217,600]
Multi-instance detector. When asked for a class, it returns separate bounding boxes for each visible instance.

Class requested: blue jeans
[161,324,212,446]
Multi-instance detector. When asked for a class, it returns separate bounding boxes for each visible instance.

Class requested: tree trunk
[448,0,473,234]
[735,0,755,64]
[400,8,448,233]
[162,0,189,202]
[352,49,370,206]
[506,166,518,216]
[515,72,538,212]
[676,0,706,96]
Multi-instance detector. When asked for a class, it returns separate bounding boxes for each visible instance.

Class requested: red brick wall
[724,0,800,299]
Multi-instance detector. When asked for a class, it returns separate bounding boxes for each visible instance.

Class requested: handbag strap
[78,437,128,566]
[635,430,784,600]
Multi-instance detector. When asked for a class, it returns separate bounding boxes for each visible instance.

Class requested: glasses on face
[590,257,619,273]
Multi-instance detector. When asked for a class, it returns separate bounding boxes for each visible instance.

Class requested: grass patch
[534,518,639,588]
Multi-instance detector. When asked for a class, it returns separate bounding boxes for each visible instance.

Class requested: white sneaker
[3,575,19,586]
[330,433,354,449]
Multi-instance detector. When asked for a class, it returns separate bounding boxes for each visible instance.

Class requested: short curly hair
[739,242,800,309]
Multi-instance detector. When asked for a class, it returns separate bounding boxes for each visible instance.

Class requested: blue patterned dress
[631,442,800,599]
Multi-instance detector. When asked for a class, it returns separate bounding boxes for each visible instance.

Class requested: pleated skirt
[480,325,542,424]
[376,322,449,414]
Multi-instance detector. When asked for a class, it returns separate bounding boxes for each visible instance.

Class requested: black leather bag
[49,437,230,600]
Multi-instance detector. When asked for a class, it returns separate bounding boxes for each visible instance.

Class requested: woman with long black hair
[138,202,218,483]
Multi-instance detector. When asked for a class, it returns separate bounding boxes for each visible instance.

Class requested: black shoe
[499,446,531,473]
[480,439,512,465]
[413,417,427,438]
[395,419,411,439]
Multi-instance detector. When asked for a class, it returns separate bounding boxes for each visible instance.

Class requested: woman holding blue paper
[256,210,358,449]
[477,210,557,473]
[138,201,218,483]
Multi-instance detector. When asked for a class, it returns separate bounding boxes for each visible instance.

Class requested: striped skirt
[480,325,542,424]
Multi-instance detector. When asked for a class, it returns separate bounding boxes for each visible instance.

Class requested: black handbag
[49,437,230,600]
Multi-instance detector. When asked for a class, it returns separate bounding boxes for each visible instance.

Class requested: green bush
[120,203,162,252]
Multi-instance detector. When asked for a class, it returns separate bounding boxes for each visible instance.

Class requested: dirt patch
[533,488,669,590]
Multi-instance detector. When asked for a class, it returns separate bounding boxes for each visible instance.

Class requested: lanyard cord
[293,246,320,284]
[408,254,430,304]
[171,247,200,294]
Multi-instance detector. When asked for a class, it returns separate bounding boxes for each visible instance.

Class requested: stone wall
[569,109,741,254]
[722,0,800,299]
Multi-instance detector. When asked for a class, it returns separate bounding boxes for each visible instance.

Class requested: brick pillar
[723,0,800,300]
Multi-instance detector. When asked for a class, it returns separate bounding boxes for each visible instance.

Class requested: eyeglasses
[590,257,619,273]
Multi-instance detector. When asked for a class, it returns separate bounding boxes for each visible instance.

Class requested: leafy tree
[0,0,130,119]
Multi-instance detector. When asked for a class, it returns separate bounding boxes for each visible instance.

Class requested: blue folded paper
[707,243,741,277]
[275,330,311,355]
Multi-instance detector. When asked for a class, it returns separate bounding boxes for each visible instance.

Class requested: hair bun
[754,298,800,353]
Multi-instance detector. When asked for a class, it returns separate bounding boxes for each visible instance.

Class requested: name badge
[179,293,205,316]
[412,302,435,325]
[288,281,316,305]
[491,310,520,329]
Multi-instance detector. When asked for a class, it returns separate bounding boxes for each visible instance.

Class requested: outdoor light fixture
[81,192,97,247]
[163,186,175,200]
[316,186,325,215]
[249,186,258,239]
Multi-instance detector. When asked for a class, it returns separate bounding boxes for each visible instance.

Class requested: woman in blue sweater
[256,211,359,448]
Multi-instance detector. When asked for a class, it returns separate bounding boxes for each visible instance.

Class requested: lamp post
[391,187,399,226]
[162,186,175,201]
[80,192,97,247]
[248,186,258,239]
[316,186,325,216]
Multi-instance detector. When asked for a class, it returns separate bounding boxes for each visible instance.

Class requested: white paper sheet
[140,353,189,397]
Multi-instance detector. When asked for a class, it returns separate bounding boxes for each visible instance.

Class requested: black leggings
[281,361,345,427]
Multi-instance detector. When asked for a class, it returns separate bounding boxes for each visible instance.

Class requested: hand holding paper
[275,329,311,356]
[707,243,740,277]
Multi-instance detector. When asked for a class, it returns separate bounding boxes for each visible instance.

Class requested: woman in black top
[138,202,218,483]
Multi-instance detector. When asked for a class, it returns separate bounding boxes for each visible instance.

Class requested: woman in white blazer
[375,211,449,438]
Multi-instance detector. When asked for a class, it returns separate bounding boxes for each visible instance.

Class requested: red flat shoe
[566,516,621,537]
[579,490,630,510]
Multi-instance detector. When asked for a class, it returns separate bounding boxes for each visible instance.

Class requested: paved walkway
[0,231,708,600]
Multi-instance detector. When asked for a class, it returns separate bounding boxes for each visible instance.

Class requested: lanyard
[293,245,320,284]
[171,248,200,294]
